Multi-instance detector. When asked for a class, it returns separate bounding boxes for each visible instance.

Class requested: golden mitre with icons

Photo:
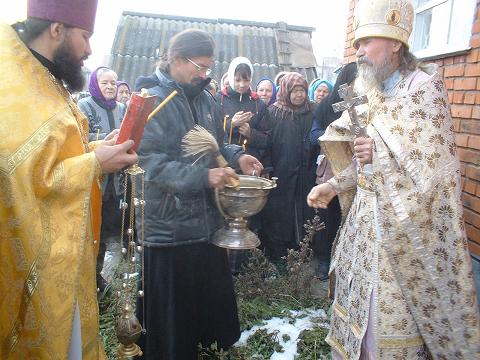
[353,0,415,49]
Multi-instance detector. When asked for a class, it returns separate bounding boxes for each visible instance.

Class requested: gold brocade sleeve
[319,111,362,220]
[88,140,102,152]
[34,140,101,199]
[328,161,357,193]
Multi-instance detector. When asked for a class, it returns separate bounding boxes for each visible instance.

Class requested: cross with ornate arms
[332,84,368,137]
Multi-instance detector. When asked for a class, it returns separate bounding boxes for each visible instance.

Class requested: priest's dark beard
[53,40,86,92]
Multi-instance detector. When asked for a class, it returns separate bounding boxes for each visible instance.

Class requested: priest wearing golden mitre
[0,1,137,359]
[307,0,480,359]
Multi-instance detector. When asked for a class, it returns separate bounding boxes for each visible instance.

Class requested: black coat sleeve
[139,139,210,194]
[212,94,245,168]
[248,100,270,149]
[138,105,211,194]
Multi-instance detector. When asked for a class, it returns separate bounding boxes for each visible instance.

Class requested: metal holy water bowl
[212,175,277,249]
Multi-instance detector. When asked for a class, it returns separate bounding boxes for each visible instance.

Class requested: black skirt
[312,195,342,263]
[137,242,240,360]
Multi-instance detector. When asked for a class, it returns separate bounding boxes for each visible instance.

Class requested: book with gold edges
[116,91,157,151]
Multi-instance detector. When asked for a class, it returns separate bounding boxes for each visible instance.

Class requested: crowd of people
[1,0,479,359]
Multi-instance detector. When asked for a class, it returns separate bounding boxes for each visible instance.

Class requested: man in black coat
[135,29,262,360]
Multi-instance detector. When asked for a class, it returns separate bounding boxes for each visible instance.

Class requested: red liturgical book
[116,92,157,152]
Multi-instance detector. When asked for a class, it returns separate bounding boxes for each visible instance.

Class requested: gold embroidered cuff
[92,152,103,182]
[88,140,102,152]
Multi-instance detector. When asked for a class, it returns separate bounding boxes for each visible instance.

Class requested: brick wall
[344,0,359,64]
[344,0,480,256]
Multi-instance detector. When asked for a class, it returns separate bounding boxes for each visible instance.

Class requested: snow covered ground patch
[234,308,329,359]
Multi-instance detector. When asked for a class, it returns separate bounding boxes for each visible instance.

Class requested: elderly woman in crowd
[78,66,126,291]
[308,78,333,103]
[116,80,131,104]
[260,72,317,261]
[255,77,277,106]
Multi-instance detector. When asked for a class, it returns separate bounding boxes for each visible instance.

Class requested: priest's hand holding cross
[333,83,373,164]
[353,137,374,164]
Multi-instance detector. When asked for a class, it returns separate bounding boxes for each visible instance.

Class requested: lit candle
[228,117,234,144]
[223,115,228,132]
[146,90,178,123]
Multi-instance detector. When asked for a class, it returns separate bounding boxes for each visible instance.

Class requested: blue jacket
[135,69,243,247]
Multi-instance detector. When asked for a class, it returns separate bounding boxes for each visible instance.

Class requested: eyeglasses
[186,57,212,76]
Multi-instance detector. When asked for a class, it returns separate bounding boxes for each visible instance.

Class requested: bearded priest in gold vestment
[0,0,137,359]
[308,0,480,359]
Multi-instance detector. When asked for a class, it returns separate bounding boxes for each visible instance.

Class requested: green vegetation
[100,214,331,359]
[296,327,331,360]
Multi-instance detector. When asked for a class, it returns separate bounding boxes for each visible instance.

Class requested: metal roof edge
[120,11,316,32]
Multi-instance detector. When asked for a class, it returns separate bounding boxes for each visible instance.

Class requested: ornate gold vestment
[0,22,105,359]
[321,65,480,359]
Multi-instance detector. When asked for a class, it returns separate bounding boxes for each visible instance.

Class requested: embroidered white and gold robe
[321,64,480,360]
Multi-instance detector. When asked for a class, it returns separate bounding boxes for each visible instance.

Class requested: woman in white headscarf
[216,57,270,165]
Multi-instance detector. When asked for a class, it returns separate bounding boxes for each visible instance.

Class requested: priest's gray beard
[355,55,395,95]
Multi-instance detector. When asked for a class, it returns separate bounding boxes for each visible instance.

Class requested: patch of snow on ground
[235,308,329,359]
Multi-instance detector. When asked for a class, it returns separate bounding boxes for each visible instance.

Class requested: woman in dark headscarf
[78,66,126,290]
[78,66,126,141]
[116,80,131,104]
[310,62,358,280]
[260,72,318,261]
[256,77,277,106]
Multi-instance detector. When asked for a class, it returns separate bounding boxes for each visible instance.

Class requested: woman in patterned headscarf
[260,72,318,261]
